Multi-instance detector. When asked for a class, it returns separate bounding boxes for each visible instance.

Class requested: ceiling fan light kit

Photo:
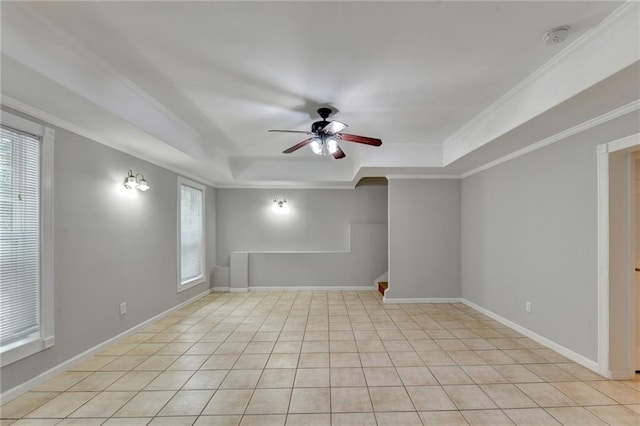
[269,107,381,160]
[310,138,339,156]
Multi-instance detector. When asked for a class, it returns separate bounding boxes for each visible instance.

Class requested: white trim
[387,184,391,299]
[229,288,248,293]
[1,97,218,188]
[461,100,640,179]
[247,285,377,292]
[0,337,51,369]
[6,93,634,191]
[609,132,640,153]
[596,143,610,377]
[16,3,201,145]
[177,177,207,293]
[216,183,356,190]
[385,175,460,180]
[0,112,55,367]
[624,154,634,373]
[3,96,636,192]
[383,297,462,304]
[211,286,230,292]
[40,127,55,349]
[246,250,350,255]
[2,5,225,165]
[461,299,601,374]
[0,109,47,136]
[443,1,639,165]
[596,135,640,378]
[631,153,639,372]
[608,369,636,380]
[180,276,206,291]
[0,288,212,404]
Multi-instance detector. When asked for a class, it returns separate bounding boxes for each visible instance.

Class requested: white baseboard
[384,297,462,304]
[461,298,600,374]
[211,286,230,292]
[229,288,248,293]
[0,288,212,405]
[607,369,636,380]
[248,285,377,291]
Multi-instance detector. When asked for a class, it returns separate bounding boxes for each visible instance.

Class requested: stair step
[378,281,388,295]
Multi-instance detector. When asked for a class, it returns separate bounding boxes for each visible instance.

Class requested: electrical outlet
[120,302,127,315]
[525,301,532,313]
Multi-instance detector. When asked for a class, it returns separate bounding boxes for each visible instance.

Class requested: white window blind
[179,181,204,287]
[0,125,41,347]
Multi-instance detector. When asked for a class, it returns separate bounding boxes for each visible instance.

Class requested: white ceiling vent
[543,26,570,45]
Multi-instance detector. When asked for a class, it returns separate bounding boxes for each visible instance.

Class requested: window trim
[0,111,55,367]
[177,176,206,293]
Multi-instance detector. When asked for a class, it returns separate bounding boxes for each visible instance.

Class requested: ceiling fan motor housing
[317,107,332,119]
[312,108,334,133]
[312,120,331,133]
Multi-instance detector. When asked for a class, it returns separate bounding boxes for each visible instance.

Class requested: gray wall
[387,179,461,299]
[248,224,387,287]
[461,116,639,363]
[0,110,216,393]
[215,186,388,267]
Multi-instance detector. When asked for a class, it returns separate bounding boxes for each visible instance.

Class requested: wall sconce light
[124,170,150,191]
[272,197,289,213]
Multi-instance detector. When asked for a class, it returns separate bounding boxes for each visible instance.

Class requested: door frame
[597,133,640,379]
[633,152,639,372]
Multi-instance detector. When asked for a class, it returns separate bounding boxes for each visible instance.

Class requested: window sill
[0,335,54,367]
[178,275,206,293]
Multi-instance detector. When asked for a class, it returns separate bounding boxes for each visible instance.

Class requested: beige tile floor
[2,291,640,425]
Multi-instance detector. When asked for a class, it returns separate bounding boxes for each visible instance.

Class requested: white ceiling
[1,1,638,187]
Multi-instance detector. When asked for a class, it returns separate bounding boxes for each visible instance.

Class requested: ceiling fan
[268,108,382,159]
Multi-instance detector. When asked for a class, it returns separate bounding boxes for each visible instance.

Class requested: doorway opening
[633,152,640,373]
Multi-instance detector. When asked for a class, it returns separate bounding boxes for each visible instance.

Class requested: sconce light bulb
[272,198,290,213]
[124,170,150,191]
[124,170,138,189]
[138,179,149,191]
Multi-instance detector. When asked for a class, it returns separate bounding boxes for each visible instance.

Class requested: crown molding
[442,1,640,165]
[215,183,356,190]
[5,93,636,189]
[1,96,217,188]
[460,100,640,179]
[15,3,204,145]
[2,2,230,166]
[3,0,637,189]
[385,175,460,180]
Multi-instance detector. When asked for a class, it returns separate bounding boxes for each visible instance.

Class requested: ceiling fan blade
[332,146,346,159]
[268,129,314,134]
[340,133,382,146]
[321,121,348,135]
[283,138,315,154]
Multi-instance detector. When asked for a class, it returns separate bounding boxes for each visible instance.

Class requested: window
[0,112,54,367]
[177,177,206,291]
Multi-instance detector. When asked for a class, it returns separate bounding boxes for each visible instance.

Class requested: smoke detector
[543,26,570,45]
